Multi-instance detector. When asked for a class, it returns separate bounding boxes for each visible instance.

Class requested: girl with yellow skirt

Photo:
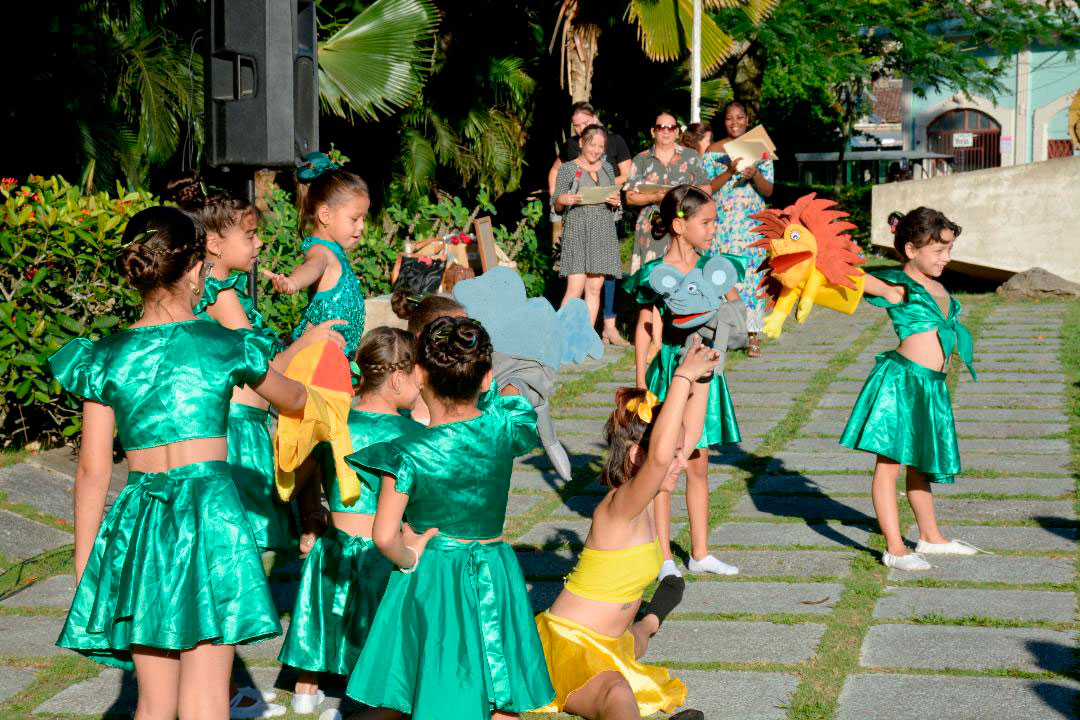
[534,338,720,720]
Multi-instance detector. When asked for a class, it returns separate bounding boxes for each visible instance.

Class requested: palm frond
[318,0,439,121]
[628,0,737,72]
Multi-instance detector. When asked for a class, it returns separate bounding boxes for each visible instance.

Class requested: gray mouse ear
[701,254,738,296]
[648,264,685,296]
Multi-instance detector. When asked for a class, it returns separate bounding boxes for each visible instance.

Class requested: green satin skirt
[278,527,392,675]
[840,351,960,483]
[228,404,297,551]
[345,535,555,719]
[646,343,741,448]
[57,461,282,669]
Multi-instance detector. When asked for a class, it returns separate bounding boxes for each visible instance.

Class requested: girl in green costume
[343,316,555,720]
[841,208,979,571]
[623,185,744,581]
[279,327,424,715]
[170,176,343,559]
[49,207,309,719]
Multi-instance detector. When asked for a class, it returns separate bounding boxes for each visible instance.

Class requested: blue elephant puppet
[648,254,749,373]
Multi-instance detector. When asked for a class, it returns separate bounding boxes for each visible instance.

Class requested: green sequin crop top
[866,268,975,379]
[49,321,273,450]
[345,394,539,540]
[320,410,424,515]
[194,272,285,357]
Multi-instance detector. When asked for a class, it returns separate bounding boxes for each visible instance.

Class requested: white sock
[688,554,738,575]
[658,559,682,580]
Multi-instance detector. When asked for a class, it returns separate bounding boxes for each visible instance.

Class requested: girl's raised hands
[676,337,722,381]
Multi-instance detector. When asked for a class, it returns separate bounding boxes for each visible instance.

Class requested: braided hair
[417,316,493,402]
[118,207,205,295]
[166,173,256,236]
[355,327,417,396]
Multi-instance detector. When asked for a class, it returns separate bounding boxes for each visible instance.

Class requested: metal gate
[927,109,1001,172]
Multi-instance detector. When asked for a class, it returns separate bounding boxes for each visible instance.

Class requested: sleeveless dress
[278,410,423,676]
[48,321,281,669]
[195,272,296,551]
[290,237,366,356]
[840,268,976,483]
[551,160,622,278]
[623,254,744,448]
[343,395,556,719]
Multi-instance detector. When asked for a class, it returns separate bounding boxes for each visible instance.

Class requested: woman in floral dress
[703,101,774,357]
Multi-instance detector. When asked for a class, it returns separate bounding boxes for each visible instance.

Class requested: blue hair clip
[296,151,341,183]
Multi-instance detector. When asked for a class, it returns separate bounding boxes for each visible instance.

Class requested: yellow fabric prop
[750,193,867,338]
[625,390,659,424]
[273,339,359,505]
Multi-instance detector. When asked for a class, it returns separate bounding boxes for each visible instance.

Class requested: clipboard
[577,185,618,205]
[630,183,673,194]
[724,125,778,169]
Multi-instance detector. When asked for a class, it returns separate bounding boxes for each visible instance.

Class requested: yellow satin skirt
[534,611,686,715]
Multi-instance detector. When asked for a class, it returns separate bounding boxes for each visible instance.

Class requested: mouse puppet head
[648,254,740,329]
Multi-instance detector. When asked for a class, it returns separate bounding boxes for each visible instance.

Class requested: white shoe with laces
[915,539,987,555]
[291,690,326,715]
[687,554,738,575]
[882,551,932,571]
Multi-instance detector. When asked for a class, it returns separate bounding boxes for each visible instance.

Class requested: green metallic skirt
[57,461,282,669]
[646,343,741,449]
[228,404,297,551]
[278,527,392,675]
[840,350,960,483]
[345,535,555,719]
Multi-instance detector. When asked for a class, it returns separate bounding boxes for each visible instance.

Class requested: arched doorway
[927,109,1001,172]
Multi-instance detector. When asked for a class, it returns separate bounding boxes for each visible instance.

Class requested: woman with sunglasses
[625,111,709,388]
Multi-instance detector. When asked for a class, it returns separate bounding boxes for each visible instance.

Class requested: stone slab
[959,455,1071,474]
[954,408,1068,422]
[955,422,1070,438]
[733,495,876,523]
[510,469,567,492]
[0,508,72,562]
[873,586,1075,622]
[764,452,875,473]
[959,381,1067,395]
[553,406,615,419]
[557,493,687,518]
[954,393,1064,409]
[679,580,843,615]
[860,624,1076,673]
[645,620,826,664]
[722,371,815,383]
[835,674,1080,720]
[1,574,76,608]
[676,670,798,720]
[505,494,543,516]
[0,667,34,703]
[888,555,1074,585]
[0,615,66,657]
[235,621,286,660]
[515,520,684,549]
[752,474,1073,498]
[0,464,74,521]
[904,524,1077,551]
[959,438,1070,453]
[709,551,853,578]
[710,522,874,550]
[934,498,1075,522]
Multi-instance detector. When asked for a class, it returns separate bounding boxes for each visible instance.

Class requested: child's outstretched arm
[262,245,329,295]
[863,274,906,304]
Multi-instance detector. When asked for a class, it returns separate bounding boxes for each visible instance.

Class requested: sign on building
[953,132,975,148]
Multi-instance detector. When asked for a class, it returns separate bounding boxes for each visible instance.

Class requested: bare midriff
[549,588,642,638]
[125,437,229,473]
[331,512,375,538]
[895,328,947,372]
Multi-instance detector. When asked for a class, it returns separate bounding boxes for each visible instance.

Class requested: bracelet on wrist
[400,545,419,574]
[673,373,693,385]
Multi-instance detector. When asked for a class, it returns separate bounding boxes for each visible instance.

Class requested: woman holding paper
[553,123,623,326]
[704,101,774,357]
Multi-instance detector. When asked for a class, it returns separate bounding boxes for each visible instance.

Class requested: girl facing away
[841,207,980,570]
[343,316,556,720]
[48,207,308,719]
[534,339,720,720]
[623,185,745,580]
[264,151,370,357]
[277,328,424,716]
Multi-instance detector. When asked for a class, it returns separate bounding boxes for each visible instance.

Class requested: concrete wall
[870,155,1080,284]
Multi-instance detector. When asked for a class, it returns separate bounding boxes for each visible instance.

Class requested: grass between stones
[0,545,74,602]
[0,655,100,720]
[1059,299,1080,702]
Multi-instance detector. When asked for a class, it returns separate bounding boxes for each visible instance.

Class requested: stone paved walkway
[0,298,1076,719]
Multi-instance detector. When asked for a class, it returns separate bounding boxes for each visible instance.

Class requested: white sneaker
[687,554,739,575]
[883,551,932,571]
[235,686,276,703]
[658,559,682,580]
[319,711,343,720]
[229,695,286,719]
[915,539,985,555]
[291,690,326,715]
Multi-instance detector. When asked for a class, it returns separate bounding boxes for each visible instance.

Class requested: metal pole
[690,0,702,123]
[247,174,257,301]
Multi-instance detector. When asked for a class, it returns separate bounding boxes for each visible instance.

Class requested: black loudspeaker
[207,0,318,167]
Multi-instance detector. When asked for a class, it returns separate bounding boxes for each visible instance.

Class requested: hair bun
[390,287,422,320]
[650,210,668,242]
[120,242,162,294]
[164,174,207,211]
[417,316,493,401]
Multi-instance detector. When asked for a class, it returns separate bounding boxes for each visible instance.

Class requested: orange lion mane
[749,193,864,308]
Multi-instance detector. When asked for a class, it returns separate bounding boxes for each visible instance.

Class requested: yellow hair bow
[625,390,659,423]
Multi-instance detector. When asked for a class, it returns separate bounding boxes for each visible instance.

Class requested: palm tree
[551,0,778,103]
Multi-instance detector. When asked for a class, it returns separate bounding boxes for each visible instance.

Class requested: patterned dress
[552,160,621,278]
[702,152,774,333]
[625,145,707,273]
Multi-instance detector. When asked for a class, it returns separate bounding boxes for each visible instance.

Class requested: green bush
[0,175,158,447]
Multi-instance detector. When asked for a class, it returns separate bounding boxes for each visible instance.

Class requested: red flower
[24,266,39,281]
[1,177,16,188]
[31,193,40,203]
[18,189,30,197]
[760,151,770,161]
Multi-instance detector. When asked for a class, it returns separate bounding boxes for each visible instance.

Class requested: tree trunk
[566,22,599,102]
